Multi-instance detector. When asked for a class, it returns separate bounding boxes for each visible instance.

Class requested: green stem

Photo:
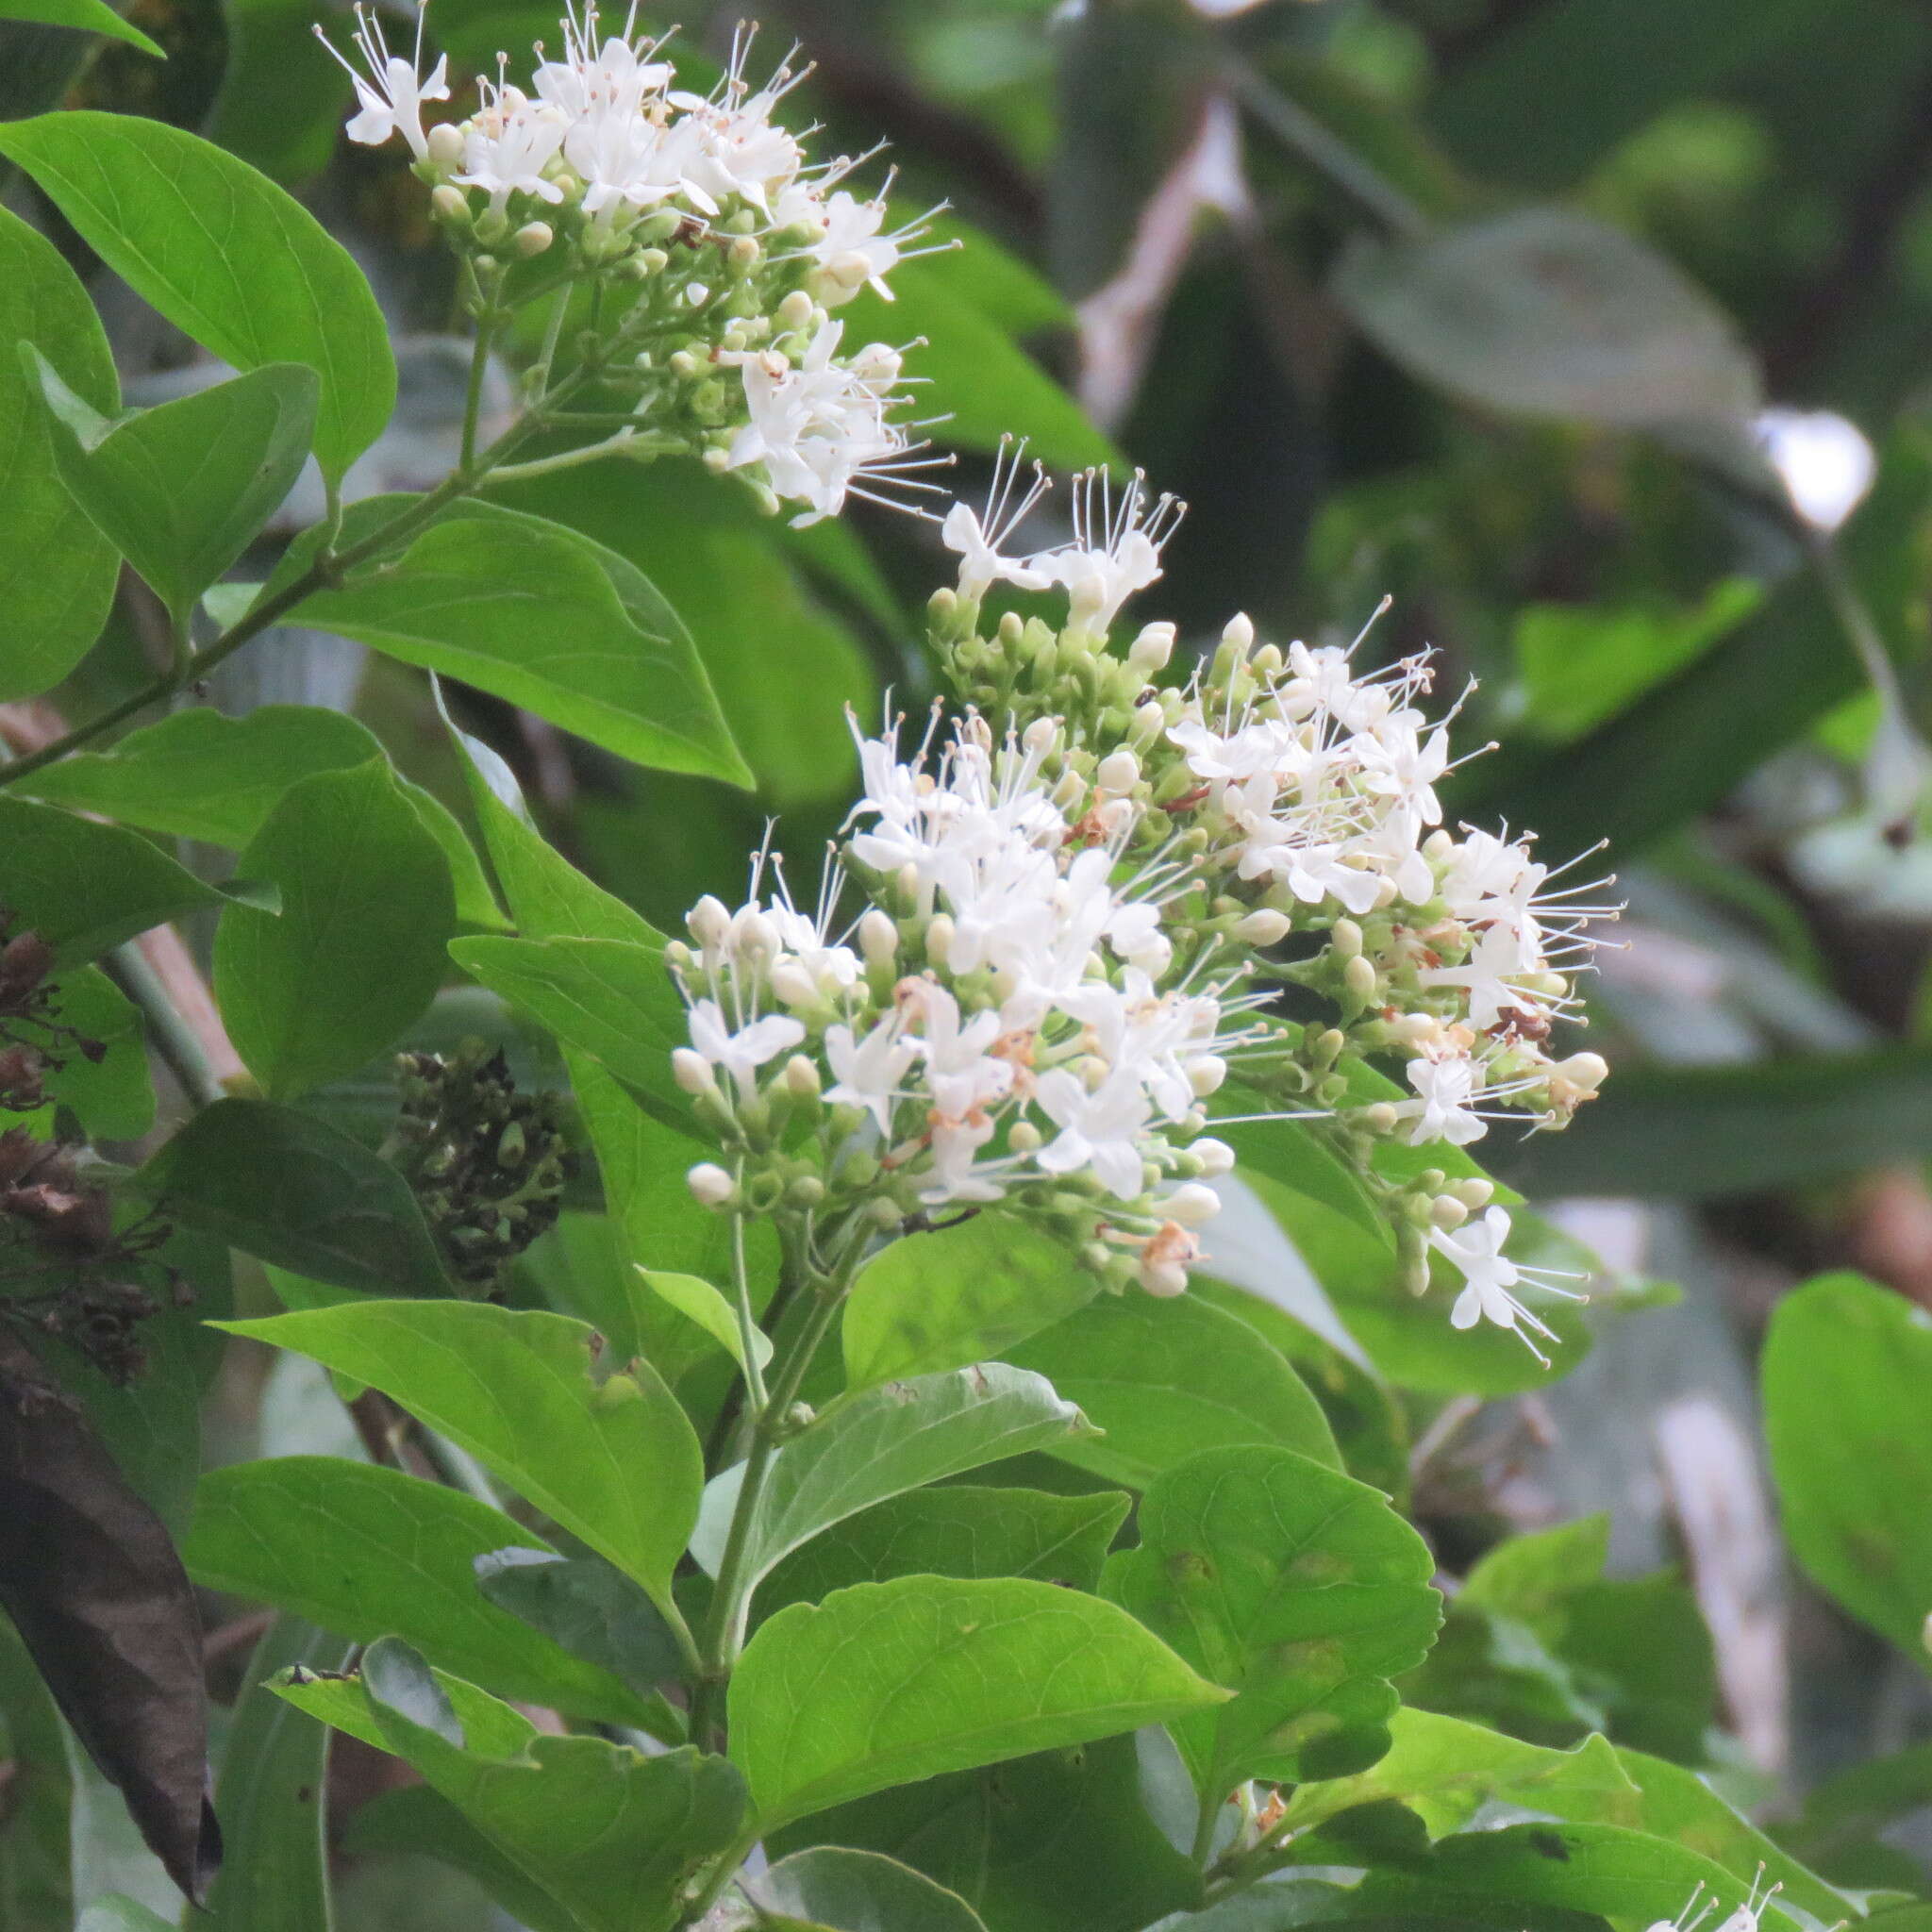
[727,1186,771,1414]
[100,941,226,1111]
[488,430,678,481]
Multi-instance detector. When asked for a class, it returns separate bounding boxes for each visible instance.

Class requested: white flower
[824,1015,916,1134]
[1419,923,1553,1032]
[1034,1066,1155,1199]
[808,191,906,303]
[457,84,569,208]
[1429,1207,1584,1366]
[1029,469,1181,634]
[1643,1873,1780,1932]
[687,999,805,1100]
[1401,1055,1487,1146]
[904,981,1010,1121]
[533,9,672,122]
[940,439,1051,601]
[316,4,449,159]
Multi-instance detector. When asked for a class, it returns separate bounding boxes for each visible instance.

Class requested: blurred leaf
[0,113,393,483]
[209,0,348,181]
[841,1215,1096,1391]
[1776,1740,1932,1868]
[729,1574,1229,1830]
[75,1900,175,1932]
[1500,1044,1932,1199]
[743,1847,990,1932]
[689,1366,1093,1606]
[140,1097,451,1295]
[0,798,238,969]
[1005,1286,1341,1486]
[1334,206,1759,433]
[184,1458,662,1724]
[0,1336,218,1906]
[214,758,456,1099]
[0,1617,74,1930]
[1427,0,1820,191]
[0,207,120,701]
[768,1733,1201,1932]
[1764,1272,1932,1659]
[0,0,159,53]
[219,1300,704,1629]
[1104,1444,1441,1796]
[491,462,872,808]
[28,355,317,627]
[201,1619,348,1932]
[287,501,750,785]
[758,1485,1130,1621]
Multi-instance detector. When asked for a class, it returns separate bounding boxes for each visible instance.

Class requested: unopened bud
[1557,1051,1608,1092]
[1189,1137,1235,1177]
[1138,1257,1191,1298]
[781,1054,822,1101]
[1008,1120,1042,1154]
[925,913,955,969]
[1342,955,1378,1002]
[1131,698,1167,744]
[1361,1102,1399,1135]
[859,908,899,968]
[1236,908,1291,946]
[1127,622,1175,674]
[1330,918,1363,959]
[513,221,554,258]
[1187,1055,1227,1098]
[729,234,760,268]
[1430,1194,1469,1230]
[1164,1182,1221,1227]
[731,907,777,959]
[425,122,465,170]
[430,183,470,224]
[1023,717,1058,754]
[688,895,730,948]
[687,1162,735,1208]
[777,289,815,329]
[1222,612,1256,654]
[769,959,818,1009]
[1250,641,1282,676]
[1454,1177,1493,1209]
[672,1048,716,1095]
[1095,749,1140,794]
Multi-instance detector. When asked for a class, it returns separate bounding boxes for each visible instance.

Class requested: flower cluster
[324,7,939,523]
[673,445,1616,1357]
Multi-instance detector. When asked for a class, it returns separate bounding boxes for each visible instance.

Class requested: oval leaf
[743,1847,989,1932]
[728,1574,1230,1828]
[0,112,392,482]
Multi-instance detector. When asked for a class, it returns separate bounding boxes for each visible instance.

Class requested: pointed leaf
[729,1575,1230,1828]
[216,1300,704,1634]
[183,1458,659,1725]
[28,352,317,625]
[213,758,456,1099]
[1104,1444,1441,1797]
[138,1097,450,1296]
[0,113,392,482]
[0,0,162,54]
[287,502,749,783]
[641,1269,772,1375]
[841,1216,1098,1391]
[1005,1290,1340,1486]
[0,207,120,700]
[689,1365,1094,1607]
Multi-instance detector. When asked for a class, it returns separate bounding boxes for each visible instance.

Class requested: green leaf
[0,796,245,967]
[440,686,663,948]
[25,704,502,928]
[75,1901,175,1932]
[0,0,161,53]
[1333,206,1759,435]
[1212,1108,1389,1244]
[758,1485,1131,1621]
[689,1365,1095,1608]
[138,1097,450,1296]
[728,1574,1230,1829]
[287,502,749,784]
[1613,1745,1852,1921]
[641,1269,772,1375]
[183,1458,660,1726]
[217,1299,705,1635]
[767,1733,1202,1932]
[208,0,349,182]
[37,965,153,1141]
[492,462,872,808]
[0,113,393,482]
[0,206,120,699]
[1777,1739,1932,1870]
[214,758,456,1099]
[1103,1444,1441,1797]
[449,933,689,1123]
[742,1847,990,1932]
[0,1617,75,1929]
[1278,1709,1642,1838]
[1004,1290,1340,1487]
[355,1640,746,1932]
[1763,1272,1932,1659]
[27,352,317,625]
[201,1618,349,1932]
[841,1216,1097,1391]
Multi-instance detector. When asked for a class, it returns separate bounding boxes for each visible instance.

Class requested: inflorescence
[324,4,943,524]
[671,445,1617,1362]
